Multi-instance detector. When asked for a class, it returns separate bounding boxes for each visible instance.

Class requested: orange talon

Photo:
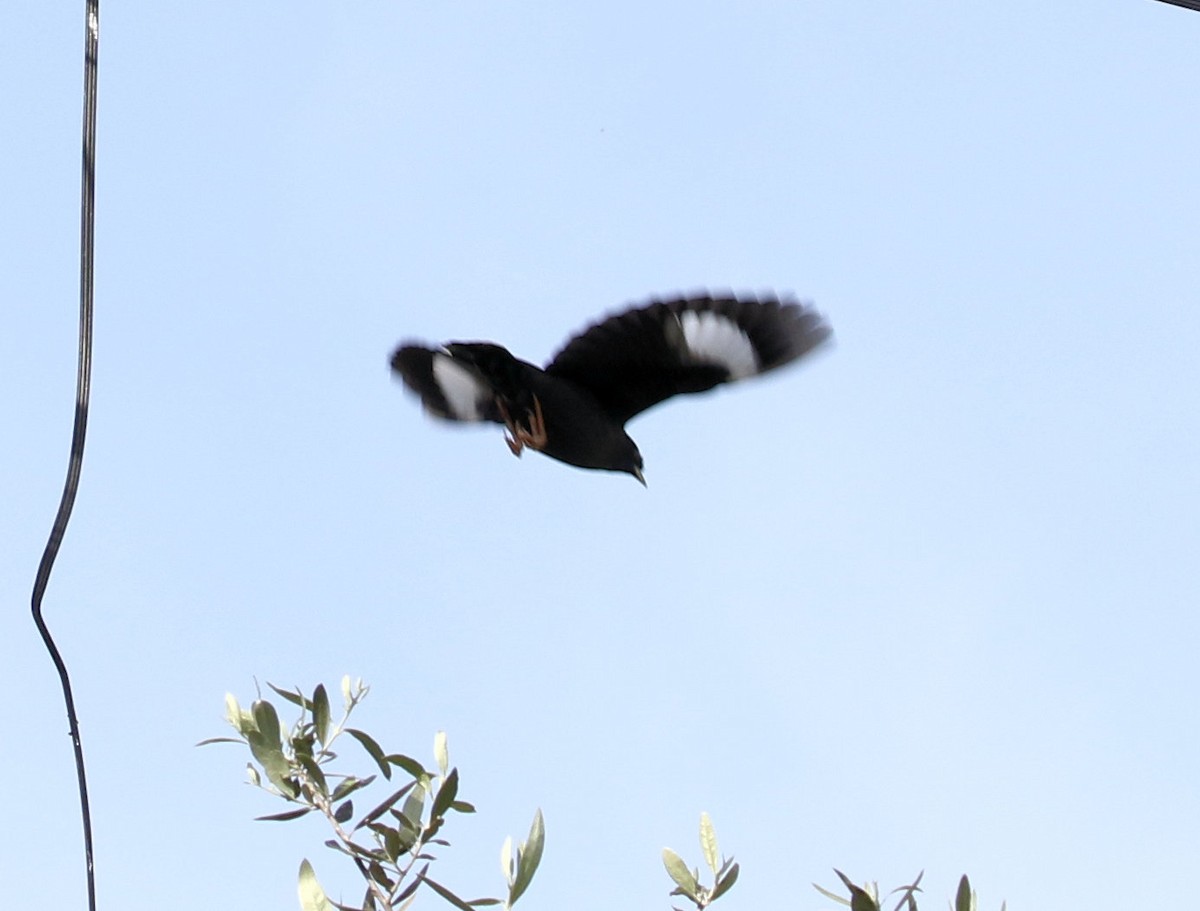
[496,399,524,456]
[521,396,548,450]
[496,396,546,457]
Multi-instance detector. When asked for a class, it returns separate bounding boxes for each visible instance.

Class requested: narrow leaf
[269,683,308,709]
[500,836,514,885]
[252,700,283,746]
[699,812,719,875]
[834,871,879,911]
[247,731,295,796]
[298,859,336,911]
[196,736,243,747]
[367,860,394,890]
[849,887,880,911]
[339,839,386,861]
[333,774,378,804]
[388,753,430,781]
[256,807,313,822]
[390,811,419,847]
[955,875,972,911]
[395,863,429,903]
[662,848,699,900]
[711,861,740,901]
[400,787,426,831]
[434,731,450,776]
[347,729,392,780]
[353,781,416,831]
[423,876,477,911]
[424,813,444,841]
[225,693,242,729]
[431,768,460,821]
[313,684,331,747]
[812,882,852,907]
[509,808,545,906]
[887,871,923,911]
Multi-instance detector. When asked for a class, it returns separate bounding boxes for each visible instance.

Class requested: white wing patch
[432,352,489,421]
[678,310,759,379]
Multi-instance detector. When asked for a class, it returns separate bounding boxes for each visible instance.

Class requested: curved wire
[30,1,100,909]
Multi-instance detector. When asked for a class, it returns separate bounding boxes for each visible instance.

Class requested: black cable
[30,1,100,909]
[1151,0,1200,11]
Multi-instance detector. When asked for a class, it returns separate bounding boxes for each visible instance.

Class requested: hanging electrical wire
[30,1,101,909]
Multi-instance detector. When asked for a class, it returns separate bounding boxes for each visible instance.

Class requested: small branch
[299,764,395,910]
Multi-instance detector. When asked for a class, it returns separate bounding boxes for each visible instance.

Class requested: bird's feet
[498,396,547,457]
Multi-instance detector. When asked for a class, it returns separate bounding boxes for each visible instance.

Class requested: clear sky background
[3,2,1198,909]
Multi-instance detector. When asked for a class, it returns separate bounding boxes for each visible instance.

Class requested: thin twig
[30,1,101,909]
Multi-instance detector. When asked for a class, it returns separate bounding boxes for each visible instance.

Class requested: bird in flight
[390,292,831,484]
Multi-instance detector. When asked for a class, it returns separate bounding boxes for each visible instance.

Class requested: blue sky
[3,1,1198,908]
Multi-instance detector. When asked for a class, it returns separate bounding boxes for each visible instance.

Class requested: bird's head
[619,443,646,486]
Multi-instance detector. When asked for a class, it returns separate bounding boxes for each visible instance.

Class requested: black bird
[390,292,831,484]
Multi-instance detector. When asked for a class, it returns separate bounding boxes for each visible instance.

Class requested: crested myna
[391,292,831,484]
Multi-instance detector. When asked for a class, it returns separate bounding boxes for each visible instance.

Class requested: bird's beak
[632,466,647,487]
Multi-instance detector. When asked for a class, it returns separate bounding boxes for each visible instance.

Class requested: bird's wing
[544,293,832,423]
[390,343,507,424]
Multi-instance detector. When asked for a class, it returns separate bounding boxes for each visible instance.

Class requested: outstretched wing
[544,293,832,423]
